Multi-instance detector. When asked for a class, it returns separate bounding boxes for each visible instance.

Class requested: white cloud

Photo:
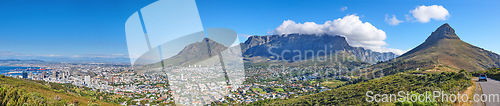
[271,15,405,55]
[385,14,403,26]
[410,5,449,23]
[405,14,414,22]
[340,6,348,12]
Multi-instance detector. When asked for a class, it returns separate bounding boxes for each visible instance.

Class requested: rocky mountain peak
[424,23,460,43]
[398,23,500,71]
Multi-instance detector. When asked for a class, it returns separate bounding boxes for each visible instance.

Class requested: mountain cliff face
[242,34,398,63]
[157,34,398,66]
[377,23,500,72]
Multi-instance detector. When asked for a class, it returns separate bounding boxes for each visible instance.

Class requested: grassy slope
[398,38,499,72]
[365,39,499,80]
[256,71,471,105]
[320,80,345,88]
[367,24,499,79]
[0,75,117,105]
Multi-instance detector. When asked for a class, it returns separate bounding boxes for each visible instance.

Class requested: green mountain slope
[255,72,471,105]
[0,75,120,105]
[369,23,500,77]
[399,23,500,71]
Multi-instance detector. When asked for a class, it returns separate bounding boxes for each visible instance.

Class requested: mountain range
[242,34,398,64]
[158,33,400,67]
[145,23,500,74]
[254,23,500,106]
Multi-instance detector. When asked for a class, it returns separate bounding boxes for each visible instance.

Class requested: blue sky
[1,0,499,57]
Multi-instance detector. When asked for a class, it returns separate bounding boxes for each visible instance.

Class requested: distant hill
[0,59,45,62]
[0,59,49,65]
[242,34,398,64]
[370,23,500,75]
[0,56,130,64]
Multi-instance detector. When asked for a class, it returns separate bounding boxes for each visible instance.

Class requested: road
[478,78,500,106]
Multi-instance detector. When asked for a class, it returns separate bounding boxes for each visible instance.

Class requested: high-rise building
[21,71,28,79]
[84,76,91,85]
[52,71,58,79]
[62,71,66,79]
[28,72,33,79]
[41,71,47,79]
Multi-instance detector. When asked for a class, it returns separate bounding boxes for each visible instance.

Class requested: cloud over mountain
[271,15,404,55]
[410,5,450,23]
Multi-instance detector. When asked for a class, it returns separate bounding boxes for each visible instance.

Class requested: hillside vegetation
[473,68,500,80]
[0,75,123,106]
[394,23,499,72]
[364,23,500,80]
[255,71,471,105]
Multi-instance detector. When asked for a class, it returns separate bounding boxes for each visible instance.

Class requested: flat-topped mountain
[156,34,398,67]
[242,34,398,63]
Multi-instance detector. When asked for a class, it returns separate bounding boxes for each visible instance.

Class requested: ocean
[0,66,50,76]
